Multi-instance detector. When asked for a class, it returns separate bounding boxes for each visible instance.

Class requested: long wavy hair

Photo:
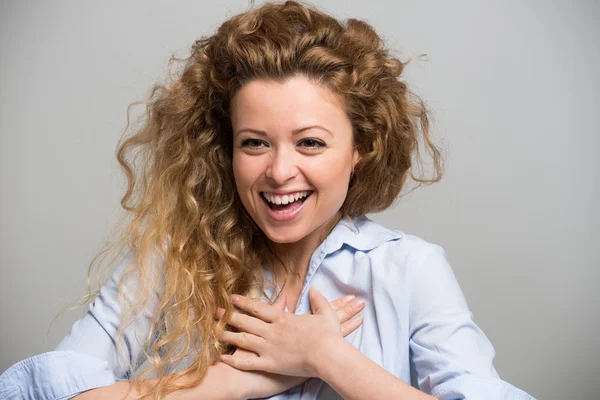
[81,1,442,398]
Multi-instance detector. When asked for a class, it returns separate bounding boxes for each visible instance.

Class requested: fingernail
[344,294,355,303]
[231,294,240,302]
[356,298,365,307]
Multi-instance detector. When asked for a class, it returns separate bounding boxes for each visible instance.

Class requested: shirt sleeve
[0,351,115,400]
[0,253,163,400]
[407,244,536,400]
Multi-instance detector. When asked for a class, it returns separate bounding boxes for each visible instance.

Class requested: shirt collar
[258,216,403,301]
[323,215,403,255]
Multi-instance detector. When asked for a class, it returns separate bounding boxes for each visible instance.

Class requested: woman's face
[231,75,359,245]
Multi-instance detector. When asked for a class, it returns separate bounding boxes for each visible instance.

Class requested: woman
[0,1,535,399]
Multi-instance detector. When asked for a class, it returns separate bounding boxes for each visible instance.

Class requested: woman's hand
[219,287,362,379]
[216,290,364,399]
[215,294,301,400]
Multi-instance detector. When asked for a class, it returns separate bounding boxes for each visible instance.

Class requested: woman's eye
[299,139,326,149]
[241,138,266,149]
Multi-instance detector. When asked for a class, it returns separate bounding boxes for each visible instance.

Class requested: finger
[220,353,270,372]
[215,307,227,320]
[232,294,282,323]
[336,298,365,323]
[216,308,269,337]
[308,287,335,317]
[340,314,364,337]
[329,294,355,311]
[231,347,258,360]
[273,293,287,311]
[219,330,264,354]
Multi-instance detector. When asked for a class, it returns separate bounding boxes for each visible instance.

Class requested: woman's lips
[261,192,312,222]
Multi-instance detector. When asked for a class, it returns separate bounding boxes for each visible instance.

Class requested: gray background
[1,1,598,399]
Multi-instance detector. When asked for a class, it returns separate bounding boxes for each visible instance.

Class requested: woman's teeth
[263,191,311,205]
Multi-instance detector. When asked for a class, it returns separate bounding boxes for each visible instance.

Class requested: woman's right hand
[226,293,365,400]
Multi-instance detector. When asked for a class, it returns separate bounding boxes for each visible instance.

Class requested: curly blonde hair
[83,1,442,398]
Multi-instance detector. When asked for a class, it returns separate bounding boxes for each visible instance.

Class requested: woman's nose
[265,149,299,185]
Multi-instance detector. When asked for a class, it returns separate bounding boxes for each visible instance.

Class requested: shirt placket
[294,244,331,314]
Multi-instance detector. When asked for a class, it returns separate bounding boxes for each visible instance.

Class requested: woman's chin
[263,229,306,245]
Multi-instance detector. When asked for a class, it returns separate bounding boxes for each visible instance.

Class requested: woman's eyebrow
[234,125,333,138]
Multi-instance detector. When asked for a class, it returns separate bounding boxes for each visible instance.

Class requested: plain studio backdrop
[1,1,598,399]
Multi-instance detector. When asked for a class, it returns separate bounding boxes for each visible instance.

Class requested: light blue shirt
[0,216,535,399]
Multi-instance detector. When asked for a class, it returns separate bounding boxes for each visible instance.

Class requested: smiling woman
[231,77,359,248]
[0,1,536,400]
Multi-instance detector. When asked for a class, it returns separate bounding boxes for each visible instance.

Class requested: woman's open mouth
[260,190,313,220]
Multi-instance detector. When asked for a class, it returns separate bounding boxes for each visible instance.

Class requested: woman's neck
[269,212,343,287]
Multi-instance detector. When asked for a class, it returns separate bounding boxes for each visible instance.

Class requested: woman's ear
[352,149,361,173]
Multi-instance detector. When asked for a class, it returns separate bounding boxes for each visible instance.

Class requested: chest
[280,279,304,313]
[265,257,413,399]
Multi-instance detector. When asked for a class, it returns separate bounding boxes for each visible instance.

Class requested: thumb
[273,293,287,311]
[309,287,333,316]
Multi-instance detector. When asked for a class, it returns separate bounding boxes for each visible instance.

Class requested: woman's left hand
[218,287,348,378]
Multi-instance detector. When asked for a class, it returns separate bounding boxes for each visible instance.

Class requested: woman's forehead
[230,76,348,130]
